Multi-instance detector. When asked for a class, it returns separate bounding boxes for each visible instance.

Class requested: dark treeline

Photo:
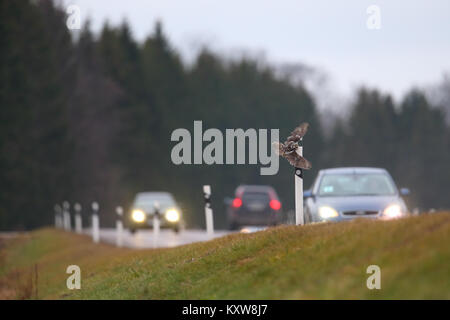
[1,0,449,230]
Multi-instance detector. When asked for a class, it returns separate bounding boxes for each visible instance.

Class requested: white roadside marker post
[275,122,311,226]
[203,185,214,237]
[91,202,100,243]
[295,139,304,226]
[153,201,160,248]
[116,206,124,248]
[63,201,71,231]
[74,203,82,234]
[54,204,62,228]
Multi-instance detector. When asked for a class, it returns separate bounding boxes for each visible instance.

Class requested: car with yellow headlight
[303,167,409,223]
[128,192,183,233]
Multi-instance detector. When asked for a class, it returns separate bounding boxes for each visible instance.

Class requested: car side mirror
[400,188,410,196]
[303,190,313,198]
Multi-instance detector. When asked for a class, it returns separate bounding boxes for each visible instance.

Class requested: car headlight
[131,209,146,223]
[318,206,339,219]
[165,209,180,223]
[383,204,402,218]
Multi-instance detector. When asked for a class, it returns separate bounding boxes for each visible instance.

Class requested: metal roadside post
[203,185,214,237]
[74,203,82,234]
[116,206,124,247]
[153,201,160,248]
[63,201,71,231]
[91,202,100,243]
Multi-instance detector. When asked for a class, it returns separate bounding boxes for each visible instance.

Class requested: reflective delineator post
[91,202,100,243]
[63,201,71,231]
[54,204,62,228]
[116,206,124,248]
[153,201,160,248]
[74,203,82,234]
[295,139,304,225]
[276,122,310,226]
[203,185,214,237]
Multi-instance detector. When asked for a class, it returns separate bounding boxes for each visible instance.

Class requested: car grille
[342,210,379,216]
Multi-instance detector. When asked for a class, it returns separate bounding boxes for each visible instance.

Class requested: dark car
[304,167,409,223]
[226,185,282,230]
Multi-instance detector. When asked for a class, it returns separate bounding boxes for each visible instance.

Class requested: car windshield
[242,192,270,204]
[318,173,396,196]
[134,193,176,208]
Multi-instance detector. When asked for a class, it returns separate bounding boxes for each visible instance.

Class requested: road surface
[84,228,231,249]
[83,226,267,249]
[1,227,267,249]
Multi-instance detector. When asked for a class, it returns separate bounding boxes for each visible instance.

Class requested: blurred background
[1,0,449,230]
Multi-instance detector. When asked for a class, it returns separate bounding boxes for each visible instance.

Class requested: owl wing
[277,122,312,169]
[285,152,312,169]
[286,122,309,143]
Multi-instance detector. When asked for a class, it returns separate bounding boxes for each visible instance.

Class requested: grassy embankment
[0,212,449,299]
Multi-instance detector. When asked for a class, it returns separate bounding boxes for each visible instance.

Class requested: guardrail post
[74,203,82,234]
[275,122,310,226]
[63,201,71,231]
[153,201,160,248]
[295,139,304,226]
[203,185,214,237]
[54,204,62,228]
[116,206,124,247]
[91,202,100,243]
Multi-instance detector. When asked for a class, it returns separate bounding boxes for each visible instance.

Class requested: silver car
[128,192,183,233]
[304,167,409,223]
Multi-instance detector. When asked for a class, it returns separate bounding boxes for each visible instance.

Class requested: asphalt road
[84,228,231,249]
[83,226,267,249]
[0,227,267,249]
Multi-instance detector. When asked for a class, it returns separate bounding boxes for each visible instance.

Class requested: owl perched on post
[273,122,312,169]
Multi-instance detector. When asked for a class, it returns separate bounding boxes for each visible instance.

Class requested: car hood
[316,195,401,212]
[132,204,179,214]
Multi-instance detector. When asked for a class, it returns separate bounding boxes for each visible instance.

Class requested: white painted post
[54,204,62,228]
[153,201,160,248]
[63,201,71,231]
[116,206,123,247]
[74,203,82,234]
[203,185,214,237]
[91,202,100,243]
[295,139,304,225]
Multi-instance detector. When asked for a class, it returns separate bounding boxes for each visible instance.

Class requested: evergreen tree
[0,0,73,229]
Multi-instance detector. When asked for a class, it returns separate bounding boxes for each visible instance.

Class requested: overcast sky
[61,0,450,106]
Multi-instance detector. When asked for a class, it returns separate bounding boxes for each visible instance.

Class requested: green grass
[1,212,449,299]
